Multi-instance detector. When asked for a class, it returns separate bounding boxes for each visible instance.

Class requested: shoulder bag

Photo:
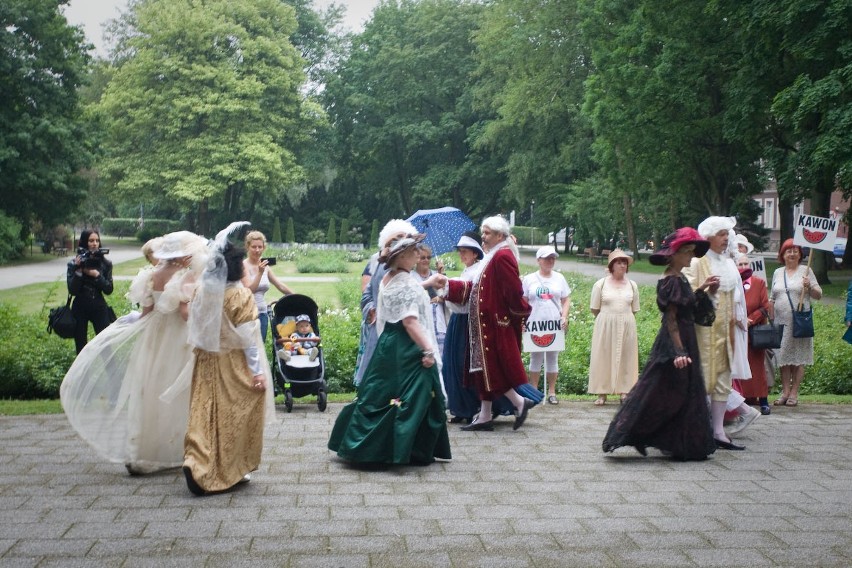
[748,308,784,349]
[47,295,77,339]
[784,271,814,339]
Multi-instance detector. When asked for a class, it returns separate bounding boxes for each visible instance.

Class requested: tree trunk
[809,176,833,285]
[197,198,210,236]
[622,193,637,258]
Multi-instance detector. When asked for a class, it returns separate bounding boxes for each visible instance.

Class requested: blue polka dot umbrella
[405,207,477,256]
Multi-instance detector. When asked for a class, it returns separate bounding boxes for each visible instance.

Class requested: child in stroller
[278,314,320,362]
[270,295,327,412]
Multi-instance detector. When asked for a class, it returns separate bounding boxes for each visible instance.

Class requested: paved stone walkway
[2,402,851,567]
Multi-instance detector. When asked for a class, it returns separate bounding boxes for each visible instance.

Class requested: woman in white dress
[769,239,822,407]
[587,249,640,405]
[61,231,209,475]
[522,245,571,405]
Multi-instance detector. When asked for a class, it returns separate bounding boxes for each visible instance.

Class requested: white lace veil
[188,221,250,352]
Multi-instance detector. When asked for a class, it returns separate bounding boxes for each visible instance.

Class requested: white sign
[749,256,766,282]
[793,214,839,252]
[522,319,565,352]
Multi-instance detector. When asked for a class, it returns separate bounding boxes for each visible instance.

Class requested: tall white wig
[481,215,512,237]
[378,219,418,248]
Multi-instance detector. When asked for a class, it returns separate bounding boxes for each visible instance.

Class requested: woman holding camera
[67,230,114,353]
[242,230,295,343]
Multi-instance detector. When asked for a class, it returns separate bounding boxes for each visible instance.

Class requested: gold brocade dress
[183,287,267,493]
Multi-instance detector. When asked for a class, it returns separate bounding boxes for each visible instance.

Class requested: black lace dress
[602,275,716,461]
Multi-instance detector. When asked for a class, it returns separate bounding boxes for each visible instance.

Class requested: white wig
[481,215,512,237]
[378,219,418,248]
[697,216,736,239]
[734,233,754,254]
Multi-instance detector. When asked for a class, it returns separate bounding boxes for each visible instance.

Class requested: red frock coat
[446,247,531,401]
[739,276,770,398]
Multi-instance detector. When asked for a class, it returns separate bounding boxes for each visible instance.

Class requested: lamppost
[530,199,535,245]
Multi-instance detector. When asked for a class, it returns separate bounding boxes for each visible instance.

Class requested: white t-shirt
[522,271,571,321]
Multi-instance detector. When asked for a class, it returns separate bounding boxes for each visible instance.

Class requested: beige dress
[183,287,268,493]
[587,277,640,394]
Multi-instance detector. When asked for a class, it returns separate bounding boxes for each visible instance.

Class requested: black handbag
[749,318,784,349]
[47,295,77,339]
[784,271,815,339]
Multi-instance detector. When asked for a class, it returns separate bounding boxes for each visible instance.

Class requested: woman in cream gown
[61,231,209,474]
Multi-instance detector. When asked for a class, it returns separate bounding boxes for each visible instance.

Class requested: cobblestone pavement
[2,402,851,567]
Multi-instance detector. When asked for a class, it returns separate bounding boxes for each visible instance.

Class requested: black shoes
[714,438,746,451]
[513,398,534,430]
[760,405,771,415]
[183,466,206,496]
[460,418,494,431]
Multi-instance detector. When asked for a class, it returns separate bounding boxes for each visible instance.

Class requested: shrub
[369,219,378,247]
[0,304,76,398]
[338,218,350,244]
[318,279,362,393]
[136,219,183,242]
[326,218,337,244]
[0,211,23,262]
[0,281,132,399]
[272,218,282,243]
[295,250,349,273]
[285,218,295,243]
[102,218,138,237]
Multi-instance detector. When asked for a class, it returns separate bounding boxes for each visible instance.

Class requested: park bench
[53,241,68,256]
[577,247,595,262]
[594,249,611,264]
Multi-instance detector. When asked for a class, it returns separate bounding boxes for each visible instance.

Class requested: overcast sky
[63,0,379,58]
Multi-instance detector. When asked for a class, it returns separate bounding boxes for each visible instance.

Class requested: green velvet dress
[328,272,451,465]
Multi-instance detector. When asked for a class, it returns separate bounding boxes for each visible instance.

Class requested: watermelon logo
[803,228,827,244]
[531,333,556,347]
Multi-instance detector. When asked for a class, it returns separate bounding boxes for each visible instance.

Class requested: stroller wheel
[285,390,293,413]
[317,390,327,412]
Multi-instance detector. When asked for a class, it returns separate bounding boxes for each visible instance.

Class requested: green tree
[326,217,336,244]
[472,0,596,245]
[580,0,765,233]
[323,0,496,218]
[338,218,350,244]
[272,217,282,243]
[721,0,852,280]
[285,217,295,243]
[0,0,92,244]
[96,0,309,234]
[369,219,379,248]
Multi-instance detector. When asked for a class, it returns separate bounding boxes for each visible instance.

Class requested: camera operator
[67,230,114,353]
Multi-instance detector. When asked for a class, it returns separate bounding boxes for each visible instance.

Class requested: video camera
[78,247,110,269]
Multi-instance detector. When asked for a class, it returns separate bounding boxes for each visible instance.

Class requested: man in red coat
[445,216,534,431]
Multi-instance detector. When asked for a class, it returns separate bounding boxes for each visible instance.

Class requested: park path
[2,402,851,566]
[0,244,339,291]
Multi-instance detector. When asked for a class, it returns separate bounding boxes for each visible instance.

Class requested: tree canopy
[96,0,313,234]
[0,0,92,244]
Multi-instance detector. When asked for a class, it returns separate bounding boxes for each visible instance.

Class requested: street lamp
[530,199,535,245]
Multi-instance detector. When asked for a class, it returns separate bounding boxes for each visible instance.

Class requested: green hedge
[102,218,184,242]
[0,281,131,399]
[512,226,550,246]
[1,273,849,399]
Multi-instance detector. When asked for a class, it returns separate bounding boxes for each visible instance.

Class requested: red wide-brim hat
[649,227,710,266]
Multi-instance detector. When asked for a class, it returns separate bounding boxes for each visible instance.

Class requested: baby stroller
[269,294,327,412]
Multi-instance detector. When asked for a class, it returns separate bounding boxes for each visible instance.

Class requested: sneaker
[760,405,771,416]
[308,347,319,361]
[547,395,558,405]
[727,406,760,436]
[277,350,291,362]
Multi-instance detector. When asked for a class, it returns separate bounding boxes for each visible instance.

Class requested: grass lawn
[4,393,852,416]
